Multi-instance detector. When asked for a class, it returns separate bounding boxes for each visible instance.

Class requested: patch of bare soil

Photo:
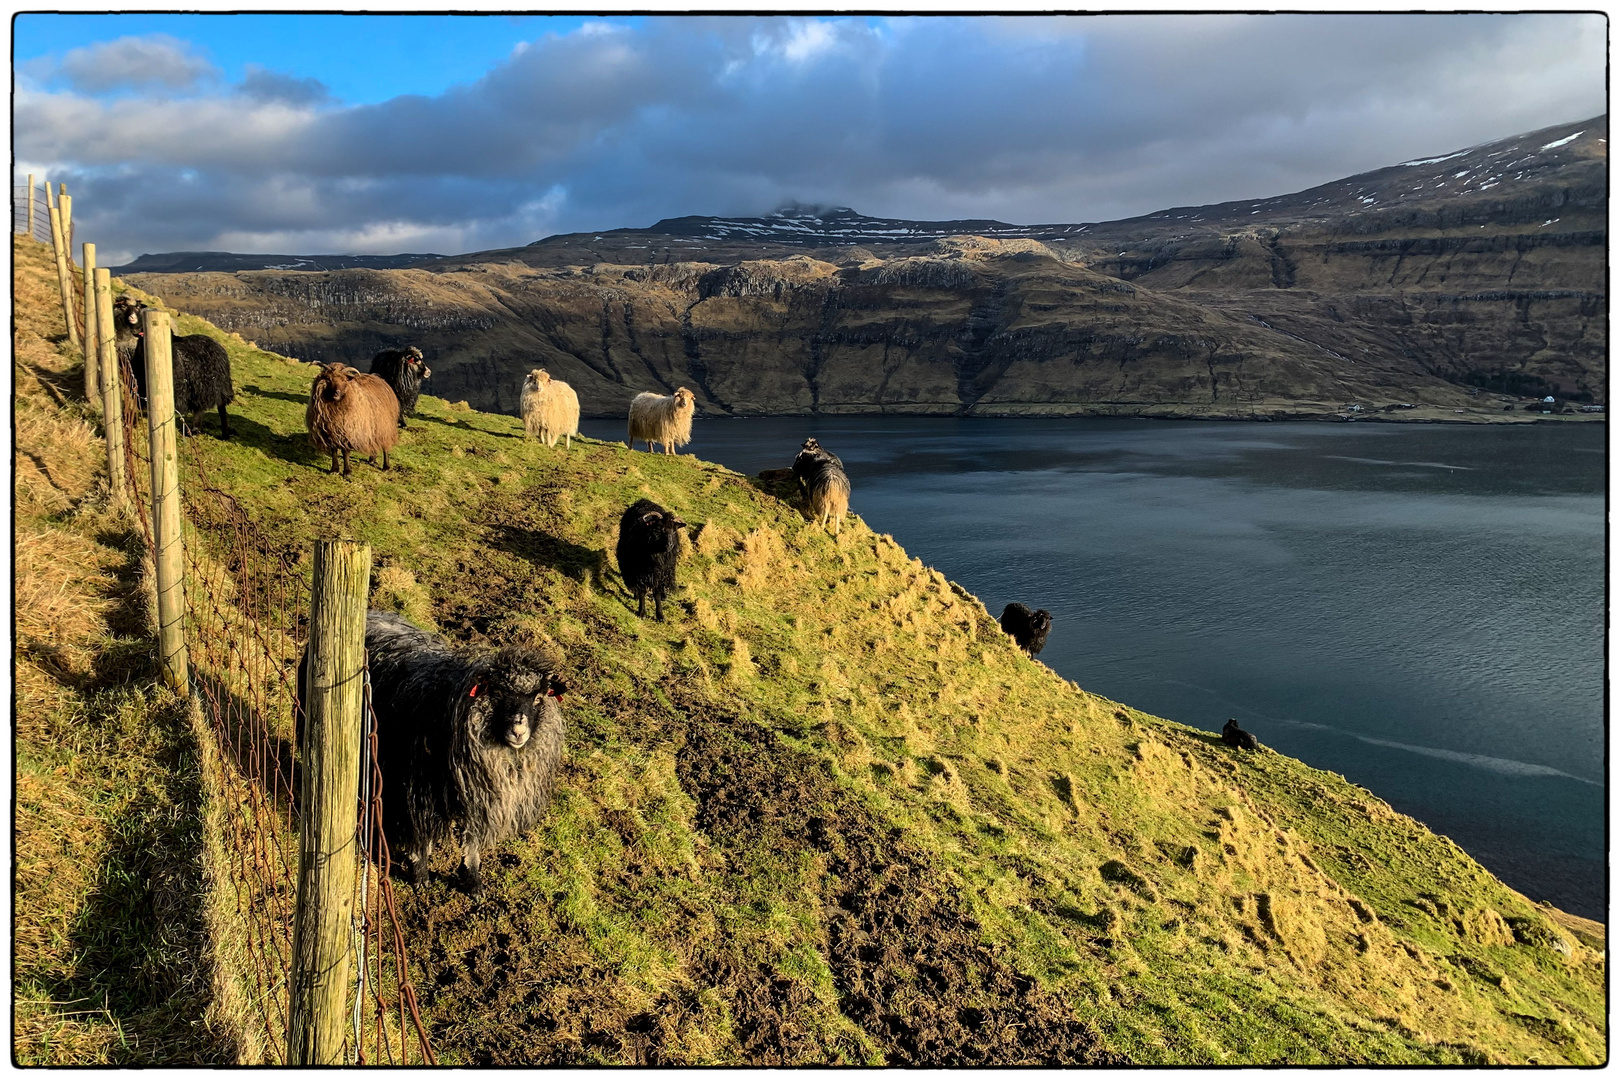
[673,712,1125,1065]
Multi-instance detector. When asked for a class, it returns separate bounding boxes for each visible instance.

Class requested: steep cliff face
[125,116,1606,419]
[1060,117,1608,403]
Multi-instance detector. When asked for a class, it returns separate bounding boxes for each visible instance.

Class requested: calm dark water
[584,416,1607,918]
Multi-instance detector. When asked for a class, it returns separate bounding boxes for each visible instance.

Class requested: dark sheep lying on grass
[314,610,568,893]
[1000,603,1053,657]
[306,363,400,476]
[368,345,431,428]
[1222,718,1259,751]
[114,298,235,437]
[791,437,850,534]
[616,498,687,620]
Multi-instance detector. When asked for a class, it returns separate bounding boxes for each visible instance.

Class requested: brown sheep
[306,363,400,476]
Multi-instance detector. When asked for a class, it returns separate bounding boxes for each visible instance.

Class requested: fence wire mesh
[116,352,434,1064]
[14,183,53,244]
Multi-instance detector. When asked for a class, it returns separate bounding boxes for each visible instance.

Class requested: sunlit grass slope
[26,234,1602,1064]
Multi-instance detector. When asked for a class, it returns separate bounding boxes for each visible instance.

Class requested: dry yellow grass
[12,237,229,1064]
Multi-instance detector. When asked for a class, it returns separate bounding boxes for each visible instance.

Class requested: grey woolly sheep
[306,363,400,476]
[626,387,696,454]
[312,610,569,893]
[520,368,581,449]
[368,346,432,428]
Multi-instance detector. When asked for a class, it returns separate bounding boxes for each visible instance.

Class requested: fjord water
[587,416,1606,918]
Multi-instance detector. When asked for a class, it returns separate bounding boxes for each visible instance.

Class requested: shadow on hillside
[18,357,84,406]
[191,669,301,814]
[54,697,235,1064]
[28,523,236,1061]
[410,413,525,439]
[488,524,606,584]
[248,388,311,406]
[200,412,332,472]
[748,468,804,509]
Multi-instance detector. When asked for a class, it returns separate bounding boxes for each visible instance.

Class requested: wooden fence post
[82,242,100,402]
[26,173,35,238]
[60,188,72,254]
[94,268,128,508]
[48,202,81,352]
[143,310,189,695]
[288,538,371,1066]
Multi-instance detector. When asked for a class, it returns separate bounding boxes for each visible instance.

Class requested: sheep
[305,362,400,476]
[520,368,581,449]
[111,296,142,366]
[626,387,696,454]
[999,603,1052,657]
[1221,718,1259,751]
[616,498,687,620]
[298,610,567,893]
[114,298,235,437]
[368,346,432,428]
[791,437,851,534]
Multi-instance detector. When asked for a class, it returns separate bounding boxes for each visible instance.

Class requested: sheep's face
[673,387,695,410]
[468,670,567,750]
[1031,610,1053,635]
[640,508,688,550]
[406,348,431,379]
[523,369,550,393]
[114,299,145,331]
[313,363,358,402]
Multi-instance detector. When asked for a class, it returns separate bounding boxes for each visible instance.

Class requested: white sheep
[520,369,580,449]
[626,387,696,454]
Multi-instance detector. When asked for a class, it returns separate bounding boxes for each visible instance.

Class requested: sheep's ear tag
[468,683,482,699]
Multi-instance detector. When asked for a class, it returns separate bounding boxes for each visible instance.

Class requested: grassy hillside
[15,235,1604,1064]
[13,239,228,1062]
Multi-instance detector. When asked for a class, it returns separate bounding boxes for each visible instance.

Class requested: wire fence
[15,182,56,245]
[117,335,434,1064]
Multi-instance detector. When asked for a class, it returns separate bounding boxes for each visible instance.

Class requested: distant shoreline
[568,407,1606,425]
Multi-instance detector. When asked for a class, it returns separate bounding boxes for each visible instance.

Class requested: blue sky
[12,14,1607,264]
[16,14,623,104]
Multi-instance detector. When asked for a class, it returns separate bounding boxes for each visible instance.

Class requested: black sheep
[368,346,432,428]
[300,611,568,892]
[116,299,235,437]
[1000,602,1053,656]
[616,498,687,620]
[1221,718,1259,751]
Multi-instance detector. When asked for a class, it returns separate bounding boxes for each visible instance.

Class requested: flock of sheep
[111,309,1257,894]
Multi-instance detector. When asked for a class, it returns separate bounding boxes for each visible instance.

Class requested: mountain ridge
[119,115,1606,420]
[113,114,1604,274]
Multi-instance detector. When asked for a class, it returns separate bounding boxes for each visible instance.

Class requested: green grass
[20,236,1605,1065]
